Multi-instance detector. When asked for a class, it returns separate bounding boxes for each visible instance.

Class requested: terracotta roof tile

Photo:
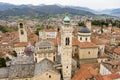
[72,37,98,48]
[72,63,103,80]
[79,42,98,48]
[114,47,120,55]
[91,37,107,45]
[41,29,57,32]
[14,42,28,47]
[2,37,10,42]
[72,37,79,46]
[103,73,120,80]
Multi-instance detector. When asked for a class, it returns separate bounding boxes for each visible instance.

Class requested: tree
[0,25,16,33]
[35,25,44,35]
[78,22,86,26]
[0,58,6,68]
[11,50,17,57]
[5,57,11,61]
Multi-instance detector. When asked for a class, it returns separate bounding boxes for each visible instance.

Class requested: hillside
[0,3,95,19]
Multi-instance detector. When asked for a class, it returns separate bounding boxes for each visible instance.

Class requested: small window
[49,75,51,78]
[21,30,24,35]
[75,48,77,52]
[86,38,87,41]
[80,37,82,40]
[65,37,70,45]
[88,51,90,54]
[66,66,68,69]
[20,23,23,28]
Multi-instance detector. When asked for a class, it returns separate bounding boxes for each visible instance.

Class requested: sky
[0,0,120,10]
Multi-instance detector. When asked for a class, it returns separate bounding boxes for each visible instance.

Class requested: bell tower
[18,21,28,42]
[61,16,72,80]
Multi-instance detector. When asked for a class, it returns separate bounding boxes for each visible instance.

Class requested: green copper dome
[63,16,70,24]
[64,16,70,22]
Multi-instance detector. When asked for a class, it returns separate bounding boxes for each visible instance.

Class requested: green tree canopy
[0,25,17,33]
[0,58,6,68]
[35,25,44,35]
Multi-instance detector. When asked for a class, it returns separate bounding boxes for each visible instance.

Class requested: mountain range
[0,2,120,19]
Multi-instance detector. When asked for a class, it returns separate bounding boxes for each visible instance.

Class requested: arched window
[20,23,23,28]
[66,66,68,69]
[88,51,90,54]
[53,56,55,61]
[21,30,24,35]
[80,37,82,40]
[49,75,51,78]
[65,37,70,45]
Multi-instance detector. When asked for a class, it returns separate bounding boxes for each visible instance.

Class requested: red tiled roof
[2,37,10,42]
[91,37,107,45]
[41,29,57,32]
[79,42,98,48]
[72,37,79,46]
[114,47,120,55]
[72,63,103,80]
[103,73,120,80]
[14,42,28,47]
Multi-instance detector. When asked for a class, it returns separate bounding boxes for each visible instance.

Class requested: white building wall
[100,64,112,75]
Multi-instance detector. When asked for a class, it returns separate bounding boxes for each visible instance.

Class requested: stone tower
[18,21,28,42]
[61,16,72,80]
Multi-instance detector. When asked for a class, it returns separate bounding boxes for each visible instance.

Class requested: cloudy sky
[0,0,120,10]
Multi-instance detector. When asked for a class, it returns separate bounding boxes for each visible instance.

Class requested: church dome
[24,43,34,56]
[64,16,70,22]
[78,26,90,33]
[63,16,70,24]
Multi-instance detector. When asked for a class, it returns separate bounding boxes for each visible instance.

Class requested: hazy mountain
[67,6,97,14]
[110,8,120,16]
[0,2,17,11]
[0,3,95,19]
[0,2,119,19]
[99,8,120,16]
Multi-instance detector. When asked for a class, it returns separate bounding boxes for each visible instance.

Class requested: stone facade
[61,16,72,80]
[18,21,28,42]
